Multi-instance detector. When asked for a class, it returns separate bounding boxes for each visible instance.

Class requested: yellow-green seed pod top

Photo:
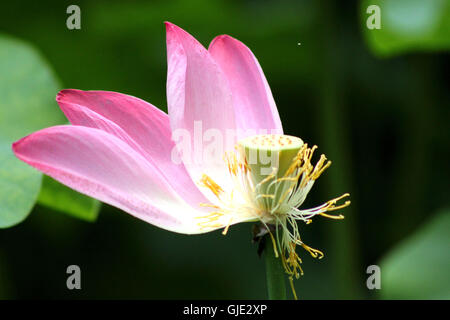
[238,134,304,213]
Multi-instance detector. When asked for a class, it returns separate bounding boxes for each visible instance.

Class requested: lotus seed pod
[238,134,304,212]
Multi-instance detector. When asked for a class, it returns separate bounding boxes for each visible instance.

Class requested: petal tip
[56,89,81,103]
[209,34,226,48]
[164,21,182,35]
[209,34,245,52]
[56,90,66,102]
[211,34,231,42]
[11,139,21,154]
[164,21,172,30]
[11,135,29,160]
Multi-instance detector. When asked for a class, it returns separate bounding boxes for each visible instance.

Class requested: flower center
[196,134,350,299]
[237,134,305,217]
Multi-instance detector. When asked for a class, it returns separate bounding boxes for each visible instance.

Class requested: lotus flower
[12,23,349,286]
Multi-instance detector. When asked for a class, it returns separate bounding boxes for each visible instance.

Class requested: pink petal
[56,89,208,207]
[165,22,238,192]
[12,125,209,234]
[209,35,283,135]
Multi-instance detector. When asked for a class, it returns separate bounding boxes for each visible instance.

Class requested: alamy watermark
[366,5,381,30]
[66,265,81,290]
[171,123,283,175]
[66,5,81,30]
[366,265,381,290]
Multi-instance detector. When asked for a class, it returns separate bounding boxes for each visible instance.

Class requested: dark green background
[0,0,448,299]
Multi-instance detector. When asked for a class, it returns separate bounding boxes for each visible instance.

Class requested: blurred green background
[0,0,449,299]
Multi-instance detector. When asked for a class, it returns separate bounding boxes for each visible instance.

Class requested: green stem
[263,235,286,300]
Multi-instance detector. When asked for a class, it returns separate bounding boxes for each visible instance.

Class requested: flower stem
[264,235,286,300]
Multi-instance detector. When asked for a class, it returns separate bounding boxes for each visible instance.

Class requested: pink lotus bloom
[13,23,349,283]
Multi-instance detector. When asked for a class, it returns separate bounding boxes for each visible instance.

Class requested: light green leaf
[361,0,450,56]
[380,209,450,299]
[0,34,64,228]
[38,175,100,222]
[0,34,100,228]
[0,141,41,228]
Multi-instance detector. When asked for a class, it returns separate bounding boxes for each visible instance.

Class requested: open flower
[12,22,349,289]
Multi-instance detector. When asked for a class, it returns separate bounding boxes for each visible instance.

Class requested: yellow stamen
[300,243,324,259]
[268,230,279,258]
[319,212,345,219]
[257,194,275,199]
[257,171,276,187]
[323,193,351,212]
[222,217,233,235]
[195,211,225,230]
[311,156,331,180]
[199,174,224,198]
[289,277,298,300]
